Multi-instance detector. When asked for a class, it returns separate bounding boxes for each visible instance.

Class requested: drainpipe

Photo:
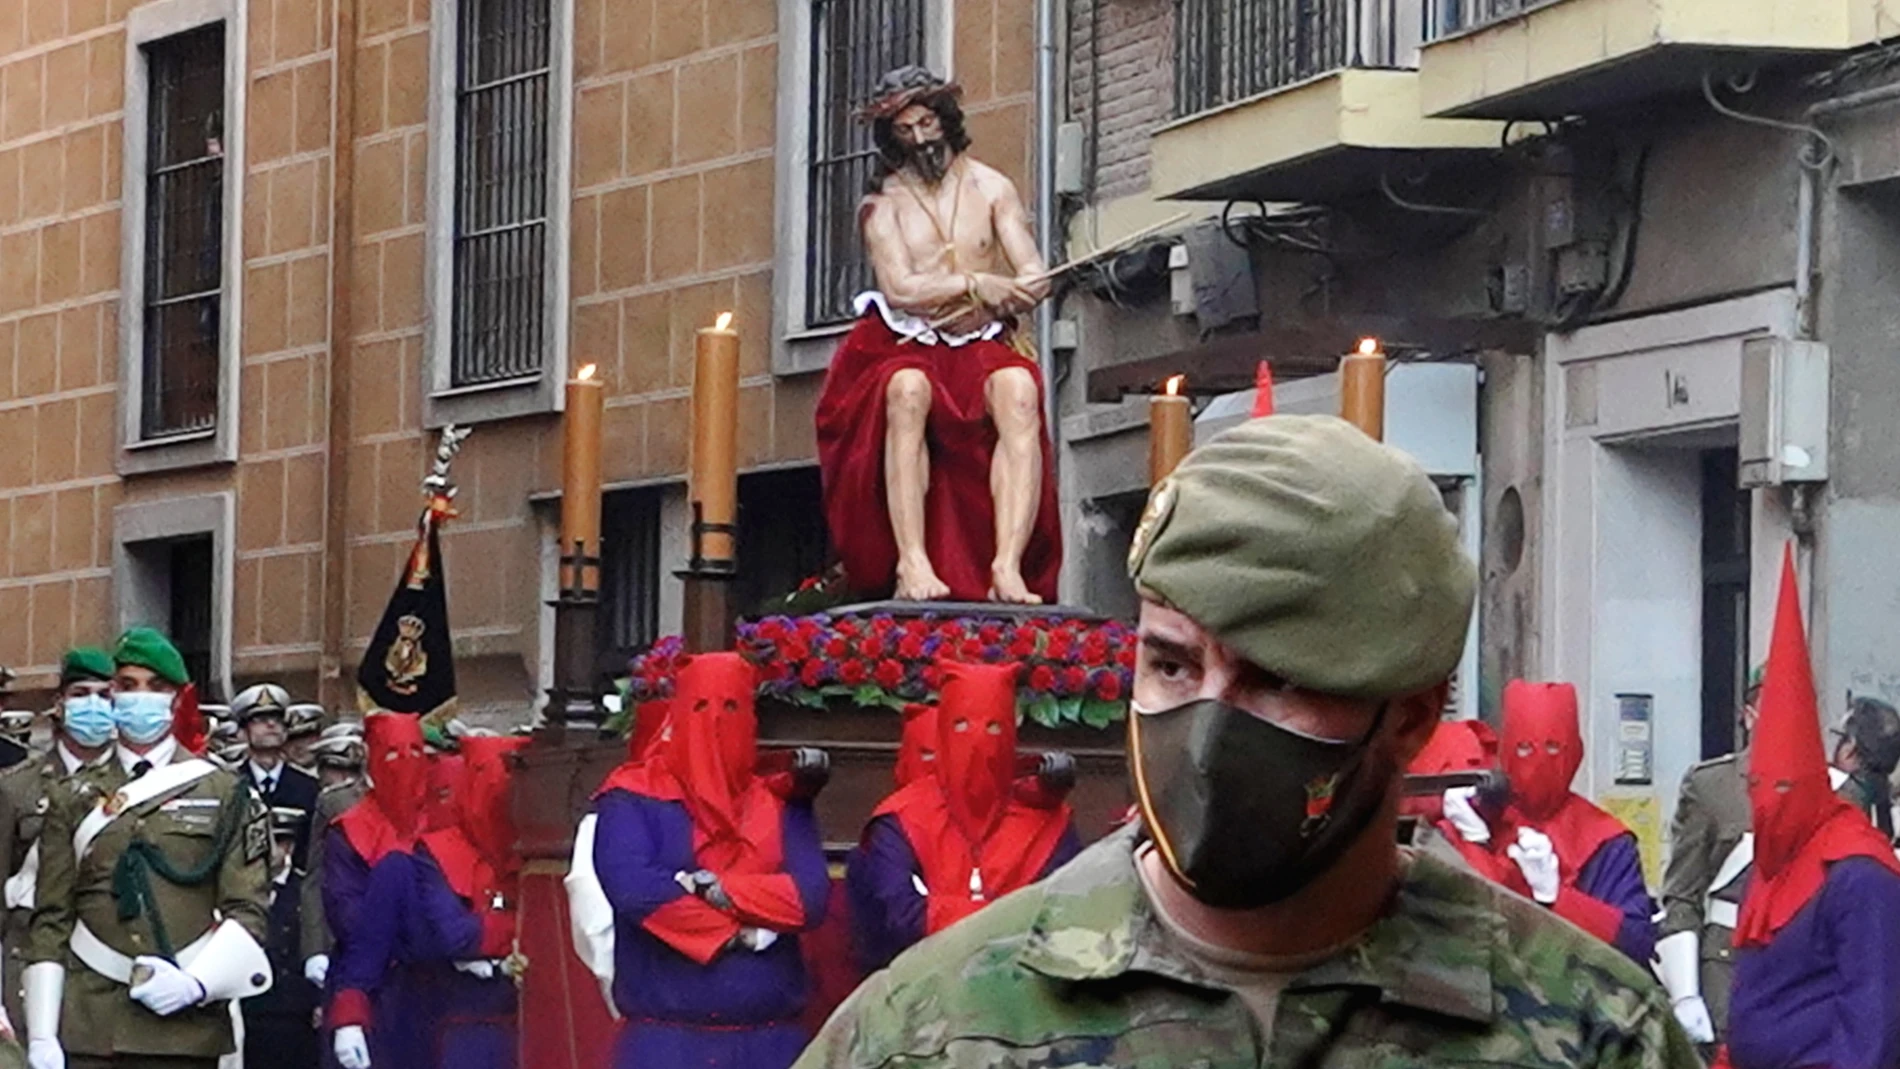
[1035,0,1060,446]
[320,0,359,714]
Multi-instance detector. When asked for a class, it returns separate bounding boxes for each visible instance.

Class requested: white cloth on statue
[853,291,1005,349]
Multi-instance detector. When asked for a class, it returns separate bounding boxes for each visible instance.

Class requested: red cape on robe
[815,313,1062,603]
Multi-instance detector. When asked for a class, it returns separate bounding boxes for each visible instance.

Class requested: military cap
[232,683,291,724]
[215,741,251,765]
[1128,414,1476,699]
[319,721,364,741]
[114,627,189,686]
[199,703,231,726]
[269,806,305,838]
[311,734,365,770]
[60,647,115,687]
[210,719,242,744]
[0,710,33,739]
[286,703,326,738]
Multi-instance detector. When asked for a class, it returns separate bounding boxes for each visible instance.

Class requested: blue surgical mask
[113,691,175,746]
[61,695,115,749]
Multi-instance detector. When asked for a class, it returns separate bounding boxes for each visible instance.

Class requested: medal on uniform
[102,791,129,817]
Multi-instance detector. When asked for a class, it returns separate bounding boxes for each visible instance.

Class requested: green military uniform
[799,825,1699,1069]
[1658,750,1751,1039]
[25,753,271,1065]
[0,751,101,1030]
[298,779,363,962]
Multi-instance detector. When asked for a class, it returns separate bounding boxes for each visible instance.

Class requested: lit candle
[1340,337,1386,441]
[562,363,604,592]
[691,312,740,565]
[1149,374,1192,484]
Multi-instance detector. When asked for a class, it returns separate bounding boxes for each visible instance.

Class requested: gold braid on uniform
[110,781,250,959]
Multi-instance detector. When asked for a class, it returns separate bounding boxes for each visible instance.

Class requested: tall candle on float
[562,362,604,591]
[1340,337,1386,441]
[691,312,740,566]
[1149,374,1192,484]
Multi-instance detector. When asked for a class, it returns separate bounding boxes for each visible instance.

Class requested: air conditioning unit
[1739,337,1829,488]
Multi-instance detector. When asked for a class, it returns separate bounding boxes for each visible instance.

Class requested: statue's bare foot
[895,556,952,601]
[989,562,1044,605]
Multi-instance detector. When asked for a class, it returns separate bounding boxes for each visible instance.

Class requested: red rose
[921,665,944,689]
[1028,665,1057,692]
[872,616,897,634]
[766,661,792,682]
[898,634,927,659]
[1045,632,1073,660]
[937,622,963,639]
[859,636,887,659]
[840,660,869,686]
[1094,672,1123,701]
[783,640,811,662]
[977,623,1004,644]
[1062,667,1088,694]
[958,639,984,661]
[799,660,825,688]
[796,618,822,638]
[904,619,930,638]
[836,619,861,637]
[1117,647,1136,669]
[758,620,785,640]
[825,638,849,658]
[874,659,905,689]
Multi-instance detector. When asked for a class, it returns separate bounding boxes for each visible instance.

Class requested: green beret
[114,627,190,686]
[1128,414,1476,699]
[60,647,115,687]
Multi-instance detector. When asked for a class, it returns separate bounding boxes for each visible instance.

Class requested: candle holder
[543,538,604,742]
[678,503,739,654]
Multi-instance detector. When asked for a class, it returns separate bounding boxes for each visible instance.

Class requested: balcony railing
[1428,0,1563,38]
[1174,0,1418,117]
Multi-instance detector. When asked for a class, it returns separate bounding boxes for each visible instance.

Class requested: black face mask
[1129,698,1394,909]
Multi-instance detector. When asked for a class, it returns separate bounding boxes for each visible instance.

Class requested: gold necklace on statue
[900,156,966,270]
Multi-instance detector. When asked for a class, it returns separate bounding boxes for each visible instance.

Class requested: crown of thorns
[857,66,963,122]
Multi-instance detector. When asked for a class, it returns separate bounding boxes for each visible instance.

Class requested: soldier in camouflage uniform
[0,652,118,1034]
[797,416,1699,1069]
[22,629,273,1069]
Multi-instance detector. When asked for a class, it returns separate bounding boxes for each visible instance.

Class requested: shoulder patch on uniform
[244,812,270,865]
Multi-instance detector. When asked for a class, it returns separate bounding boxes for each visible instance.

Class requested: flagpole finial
[423,425,473,497]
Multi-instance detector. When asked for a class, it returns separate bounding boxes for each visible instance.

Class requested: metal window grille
[805,0,929,327]
[167,535,216,695]
[1173,0,1407,117]
[141,25,225,440]
[1429,0,1557,38]
[599,489,662,659]
[451,0,552,387]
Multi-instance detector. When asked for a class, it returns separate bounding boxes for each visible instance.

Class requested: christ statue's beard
[906,138,955,186]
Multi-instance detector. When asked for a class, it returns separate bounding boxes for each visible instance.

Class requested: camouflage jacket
[797,825,1701,1069]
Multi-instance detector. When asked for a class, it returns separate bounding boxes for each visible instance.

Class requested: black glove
[1036,751,1077,796]
[788,747,831,801]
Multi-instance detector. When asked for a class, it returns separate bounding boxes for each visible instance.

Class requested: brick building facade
[0,0,1040,723]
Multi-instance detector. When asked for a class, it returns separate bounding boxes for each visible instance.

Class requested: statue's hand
[970,273,1036,315]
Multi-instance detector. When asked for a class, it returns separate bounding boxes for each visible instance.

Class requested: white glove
[335,1024,371,1069]
[128,955,206,1016]
[304,954,329,987]
[1671,994,1715,1044]
[1442,787,1491,843]
[26,1038,62,1069]
[738,928,779,953]
[1507,827,1561,905]
[454,960,497,980]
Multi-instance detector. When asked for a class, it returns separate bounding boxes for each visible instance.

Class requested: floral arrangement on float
[624,614,1135,729]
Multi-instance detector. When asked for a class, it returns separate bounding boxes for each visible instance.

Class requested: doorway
[1699,449,1750,759]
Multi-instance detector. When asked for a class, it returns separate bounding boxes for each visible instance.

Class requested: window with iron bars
[450,0,552,388]
[805,0,930,328]
[141,24,225,440]
[1173,0,1414,117]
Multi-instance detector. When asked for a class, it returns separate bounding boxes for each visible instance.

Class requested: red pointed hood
[337,713,430,865]
[1250,361,1276,418]
[893,702,939,788]
[460,736,529,871]
[1402,718,1496,822]
[668,653,762,848]
[1737,546,1900,947]
[1500,681,1583,821]
[935,661,1018,843]
[423,754,466,833]
[627,698,671,763]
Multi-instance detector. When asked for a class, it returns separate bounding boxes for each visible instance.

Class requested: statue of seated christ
[814,67,1063,605]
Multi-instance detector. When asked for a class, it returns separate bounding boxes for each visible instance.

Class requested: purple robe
[327,846,517,1069]
[1729,856,1900,1069]
[846,813,1081,973]
[592,790,830,1069]
[1572,834,1658,964]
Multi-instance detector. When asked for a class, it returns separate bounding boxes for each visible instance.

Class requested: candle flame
[577,363,598,381]
[1164,375,1185,396]
[714,311,734,331]
[1357,337,1380,356]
